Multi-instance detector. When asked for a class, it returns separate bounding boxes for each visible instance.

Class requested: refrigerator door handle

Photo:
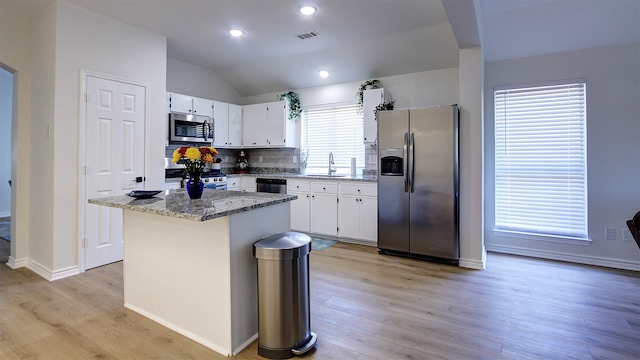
[403,132,409,192]
[409,132,415,193]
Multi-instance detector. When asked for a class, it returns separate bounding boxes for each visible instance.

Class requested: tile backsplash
[165,145,377,175]
[165,145,299,174]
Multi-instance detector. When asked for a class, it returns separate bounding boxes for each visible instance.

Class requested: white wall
[0,68,12,217]
[484,43,640,270]
[43,0,167,274]
[459,47,485,269]
[167,58,242,104]
[241,68,460,108]
[241,67,488,269]
[28,1,57,271]
[0,3,33,266]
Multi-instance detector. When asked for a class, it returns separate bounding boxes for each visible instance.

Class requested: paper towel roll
[350,157,356,176]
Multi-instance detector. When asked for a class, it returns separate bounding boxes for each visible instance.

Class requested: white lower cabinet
[288,180,311,232]
[227,177,241,190]
[240,176,256,192]
[310,182,338,237]
[338,183,378,243]
[287,179,377,242]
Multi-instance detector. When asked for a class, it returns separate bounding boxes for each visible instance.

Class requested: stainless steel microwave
[169,112,213,144]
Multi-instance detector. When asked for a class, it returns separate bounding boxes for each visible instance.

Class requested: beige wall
[28,0,57,272]
[240,67,460,108]
[458,46,485,269]
[0,3,34,268]
[51,1,167,273]
[238,67,488,269]
[484,43,640,270]
[167,58,242,104]
[1,0,168,278]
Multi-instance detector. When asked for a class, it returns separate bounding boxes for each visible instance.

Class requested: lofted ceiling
[3,0,638,97]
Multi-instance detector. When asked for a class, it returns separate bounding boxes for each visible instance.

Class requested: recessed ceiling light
[318,70,329,78]
[300,6,317,15]
[229,29,244,37]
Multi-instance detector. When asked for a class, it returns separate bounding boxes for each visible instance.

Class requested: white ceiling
[3,0,639,97]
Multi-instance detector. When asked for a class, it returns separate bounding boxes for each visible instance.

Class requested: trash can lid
[253,232,312,260]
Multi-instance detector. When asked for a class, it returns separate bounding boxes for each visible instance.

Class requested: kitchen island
[89,189,297,356]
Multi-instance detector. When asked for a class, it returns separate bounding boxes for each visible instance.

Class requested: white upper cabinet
[213,101,243,148]
[243,100,297,148]
[228,104,242,148]
[212,101,230,147]
[266,101,286,146]
[242,103,268,147]
[168,93,192,114]
[168,93,213,117]
[192,97,213,117]
[363,88,386,144]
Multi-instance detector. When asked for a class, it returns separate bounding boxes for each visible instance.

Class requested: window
[301,104,365,173]
[494,81,588,240]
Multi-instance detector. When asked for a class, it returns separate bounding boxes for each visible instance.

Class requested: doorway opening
[0,65,14,263]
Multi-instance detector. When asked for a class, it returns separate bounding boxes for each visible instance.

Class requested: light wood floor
[1,242,638,359]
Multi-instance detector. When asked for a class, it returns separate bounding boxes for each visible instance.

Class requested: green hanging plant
[374,99,396,117]
[356,79,382,112]
[277,91,302,120]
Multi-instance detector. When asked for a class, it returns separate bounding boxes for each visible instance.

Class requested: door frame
[78,70,150,272]
[0,63,16,266]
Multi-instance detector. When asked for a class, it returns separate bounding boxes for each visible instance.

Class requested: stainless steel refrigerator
[377,105,459,265]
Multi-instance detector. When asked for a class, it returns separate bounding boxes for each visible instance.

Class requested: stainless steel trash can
[253,232,317,359]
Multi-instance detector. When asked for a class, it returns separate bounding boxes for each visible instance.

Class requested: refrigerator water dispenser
[380,148,404,176]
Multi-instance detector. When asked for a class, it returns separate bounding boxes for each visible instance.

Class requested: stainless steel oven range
[165,158,227,190]
[181,174,227,190]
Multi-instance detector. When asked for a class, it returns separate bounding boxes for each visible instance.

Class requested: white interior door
[85,75,146,270]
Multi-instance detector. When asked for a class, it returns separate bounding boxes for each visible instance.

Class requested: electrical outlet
[259,156,263,163]
[369,155,377,164]
[293,155,298,164]
[604,227,617,240]
[622,228,634,242]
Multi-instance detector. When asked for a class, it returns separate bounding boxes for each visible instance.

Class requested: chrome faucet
[328,152,337,176]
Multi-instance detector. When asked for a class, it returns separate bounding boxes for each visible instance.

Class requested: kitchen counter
[89,189,296,221]
[88,189,294,356]
[226,172,377,182]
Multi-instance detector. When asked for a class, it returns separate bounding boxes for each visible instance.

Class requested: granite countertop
[89,189,297,222]
[226,173,378,182]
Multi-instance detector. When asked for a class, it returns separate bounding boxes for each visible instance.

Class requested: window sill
[492,229,592,246]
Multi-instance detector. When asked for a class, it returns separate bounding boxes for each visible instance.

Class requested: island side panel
[122,209,234,356]
[228,202,291,354]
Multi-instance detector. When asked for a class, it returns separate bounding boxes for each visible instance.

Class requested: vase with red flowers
[172,146,218,199]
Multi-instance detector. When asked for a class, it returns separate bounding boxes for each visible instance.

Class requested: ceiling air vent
[296,31,319,40]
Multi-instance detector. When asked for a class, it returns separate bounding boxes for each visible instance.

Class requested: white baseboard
[486,243,640,271]
[9,258,80,281]
[233,333,258,356]
[336,237,377,247]
[459,257,486,270]
[6,256,26,269]
[124,303,232,356]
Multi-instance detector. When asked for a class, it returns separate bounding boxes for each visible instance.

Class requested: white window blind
[301,104,365,172]
[494,82,587,239]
